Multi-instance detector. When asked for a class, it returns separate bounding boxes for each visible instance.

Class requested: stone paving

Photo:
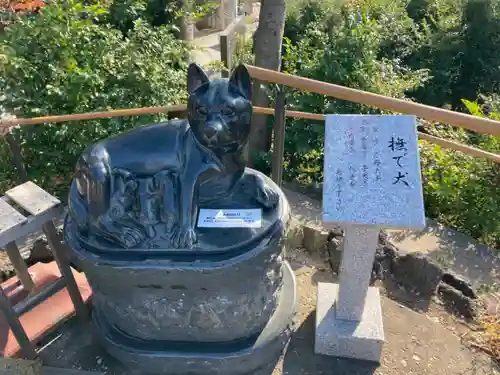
[189,2,260,75]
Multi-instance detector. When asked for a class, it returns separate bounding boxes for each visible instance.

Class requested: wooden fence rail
[1,105,499,164]
[1,65,500,186]
[244,65,500,138]
[244,64,500,182]
[0,104,188,128]
[255,107,500,164]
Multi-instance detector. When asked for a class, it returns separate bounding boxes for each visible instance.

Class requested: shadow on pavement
[282,312,378,375]
[381,276,434,313]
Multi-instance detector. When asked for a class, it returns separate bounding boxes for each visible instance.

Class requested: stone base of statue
[64,170,297,375]
[92,262,295,375]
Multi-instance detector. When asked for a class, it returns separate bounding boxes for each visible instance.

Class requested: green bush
[104,0,218,36]
[280,2,428,183]
[420,98,500,247]
[106,0,183,35]
[275,0,500,247]
[284,0,500,110]
[0,0,189,195]
[284,0,343,46]
[404,0,500,110]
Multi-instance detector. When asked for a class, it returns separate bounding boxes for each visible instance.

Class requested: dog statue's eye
[196,106,208,116]
[221,106,235,117]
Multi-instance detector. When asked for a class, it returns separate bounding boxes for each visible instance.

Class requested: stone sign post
[315,115,425,362]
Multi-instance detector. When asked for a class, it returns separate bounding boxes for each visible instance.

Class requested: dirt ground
[269,249,497,375]
[38,247,498,375]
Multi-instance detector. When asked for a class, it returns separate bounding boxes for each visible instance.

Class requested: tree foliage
[277,0,500,247]
[420,98,500,247]
[0,0,189,195]
[280,0,429,183]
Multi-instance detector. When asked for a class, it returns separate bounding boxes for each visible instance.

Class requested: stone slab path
[189,28,223,72]
[189,2,260,75]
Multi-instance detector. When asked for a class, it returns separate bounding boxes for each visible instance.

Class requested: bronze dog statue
[68,64,278,249]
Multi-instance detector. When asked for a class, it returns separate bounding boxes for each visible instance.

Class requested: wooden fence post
[5,131,28,182]
[220,16,247,77]
[220,33,230,78]
[271,87,286,186]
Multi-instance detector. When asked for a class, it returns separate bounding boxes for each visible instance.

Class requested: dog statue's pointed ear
[188,63,210,94]
[229,64,252,100]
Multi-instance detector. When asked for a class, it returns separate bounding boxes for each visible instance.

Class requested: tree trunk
[179,0,195,41]
[250,0,286,154]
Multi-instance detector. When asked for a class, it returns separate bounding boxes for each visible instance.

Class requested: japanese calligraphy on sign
[323,115,425,229]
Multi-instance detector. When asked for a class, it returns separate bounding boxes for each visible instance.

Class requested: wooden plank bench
[0,182,90,359]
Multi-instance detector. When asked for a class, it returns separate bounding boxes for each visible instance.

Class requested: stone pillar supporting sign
[336,225,380,321]
[315,115,425,362]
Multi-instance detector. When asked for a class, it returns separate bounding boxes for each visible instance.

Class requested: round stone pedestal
[93,262,296,375]
[64,171,297,375]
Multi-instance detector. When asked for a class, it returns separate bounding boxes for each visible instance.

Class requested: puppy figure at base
[68,64,278,249]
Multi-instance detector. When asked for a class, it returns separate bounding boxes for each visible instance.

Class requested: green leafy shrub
[404,0,500,110]
[276,0,500,247]
[284,0,344,46]
[0,0,189,195]
[406,0,436,23]
[86,0,183,35]
[105,0,218,35]
[280,2,428,183]
[419,98,500,247]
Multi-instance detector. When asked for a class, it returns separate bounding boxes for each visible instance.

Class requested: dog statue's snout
[204,123,222,141]
[205,126,217,138]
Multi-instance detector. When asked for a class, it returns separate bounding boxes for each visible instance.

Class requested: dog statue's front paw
[256,183,279,209]
[121,227,145,248]
[170,226,197,248]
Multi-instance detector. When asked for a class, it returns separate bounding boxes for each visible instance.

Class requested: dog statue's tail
[74,146,113,220]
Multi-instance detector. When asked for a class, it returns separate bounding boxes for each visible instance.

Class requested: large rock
[441,272,476,299]
[437,282,479,320]
[392,252,444,296]
[285,217,304,250]
[386,218,500,290]
[303,225,329,253]
[372,242,397,283]
[27,237,54,265]
[326,238,343,274]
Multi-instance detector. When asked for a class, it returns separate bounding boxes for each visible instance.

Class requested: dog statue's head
[187,63,252,153]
